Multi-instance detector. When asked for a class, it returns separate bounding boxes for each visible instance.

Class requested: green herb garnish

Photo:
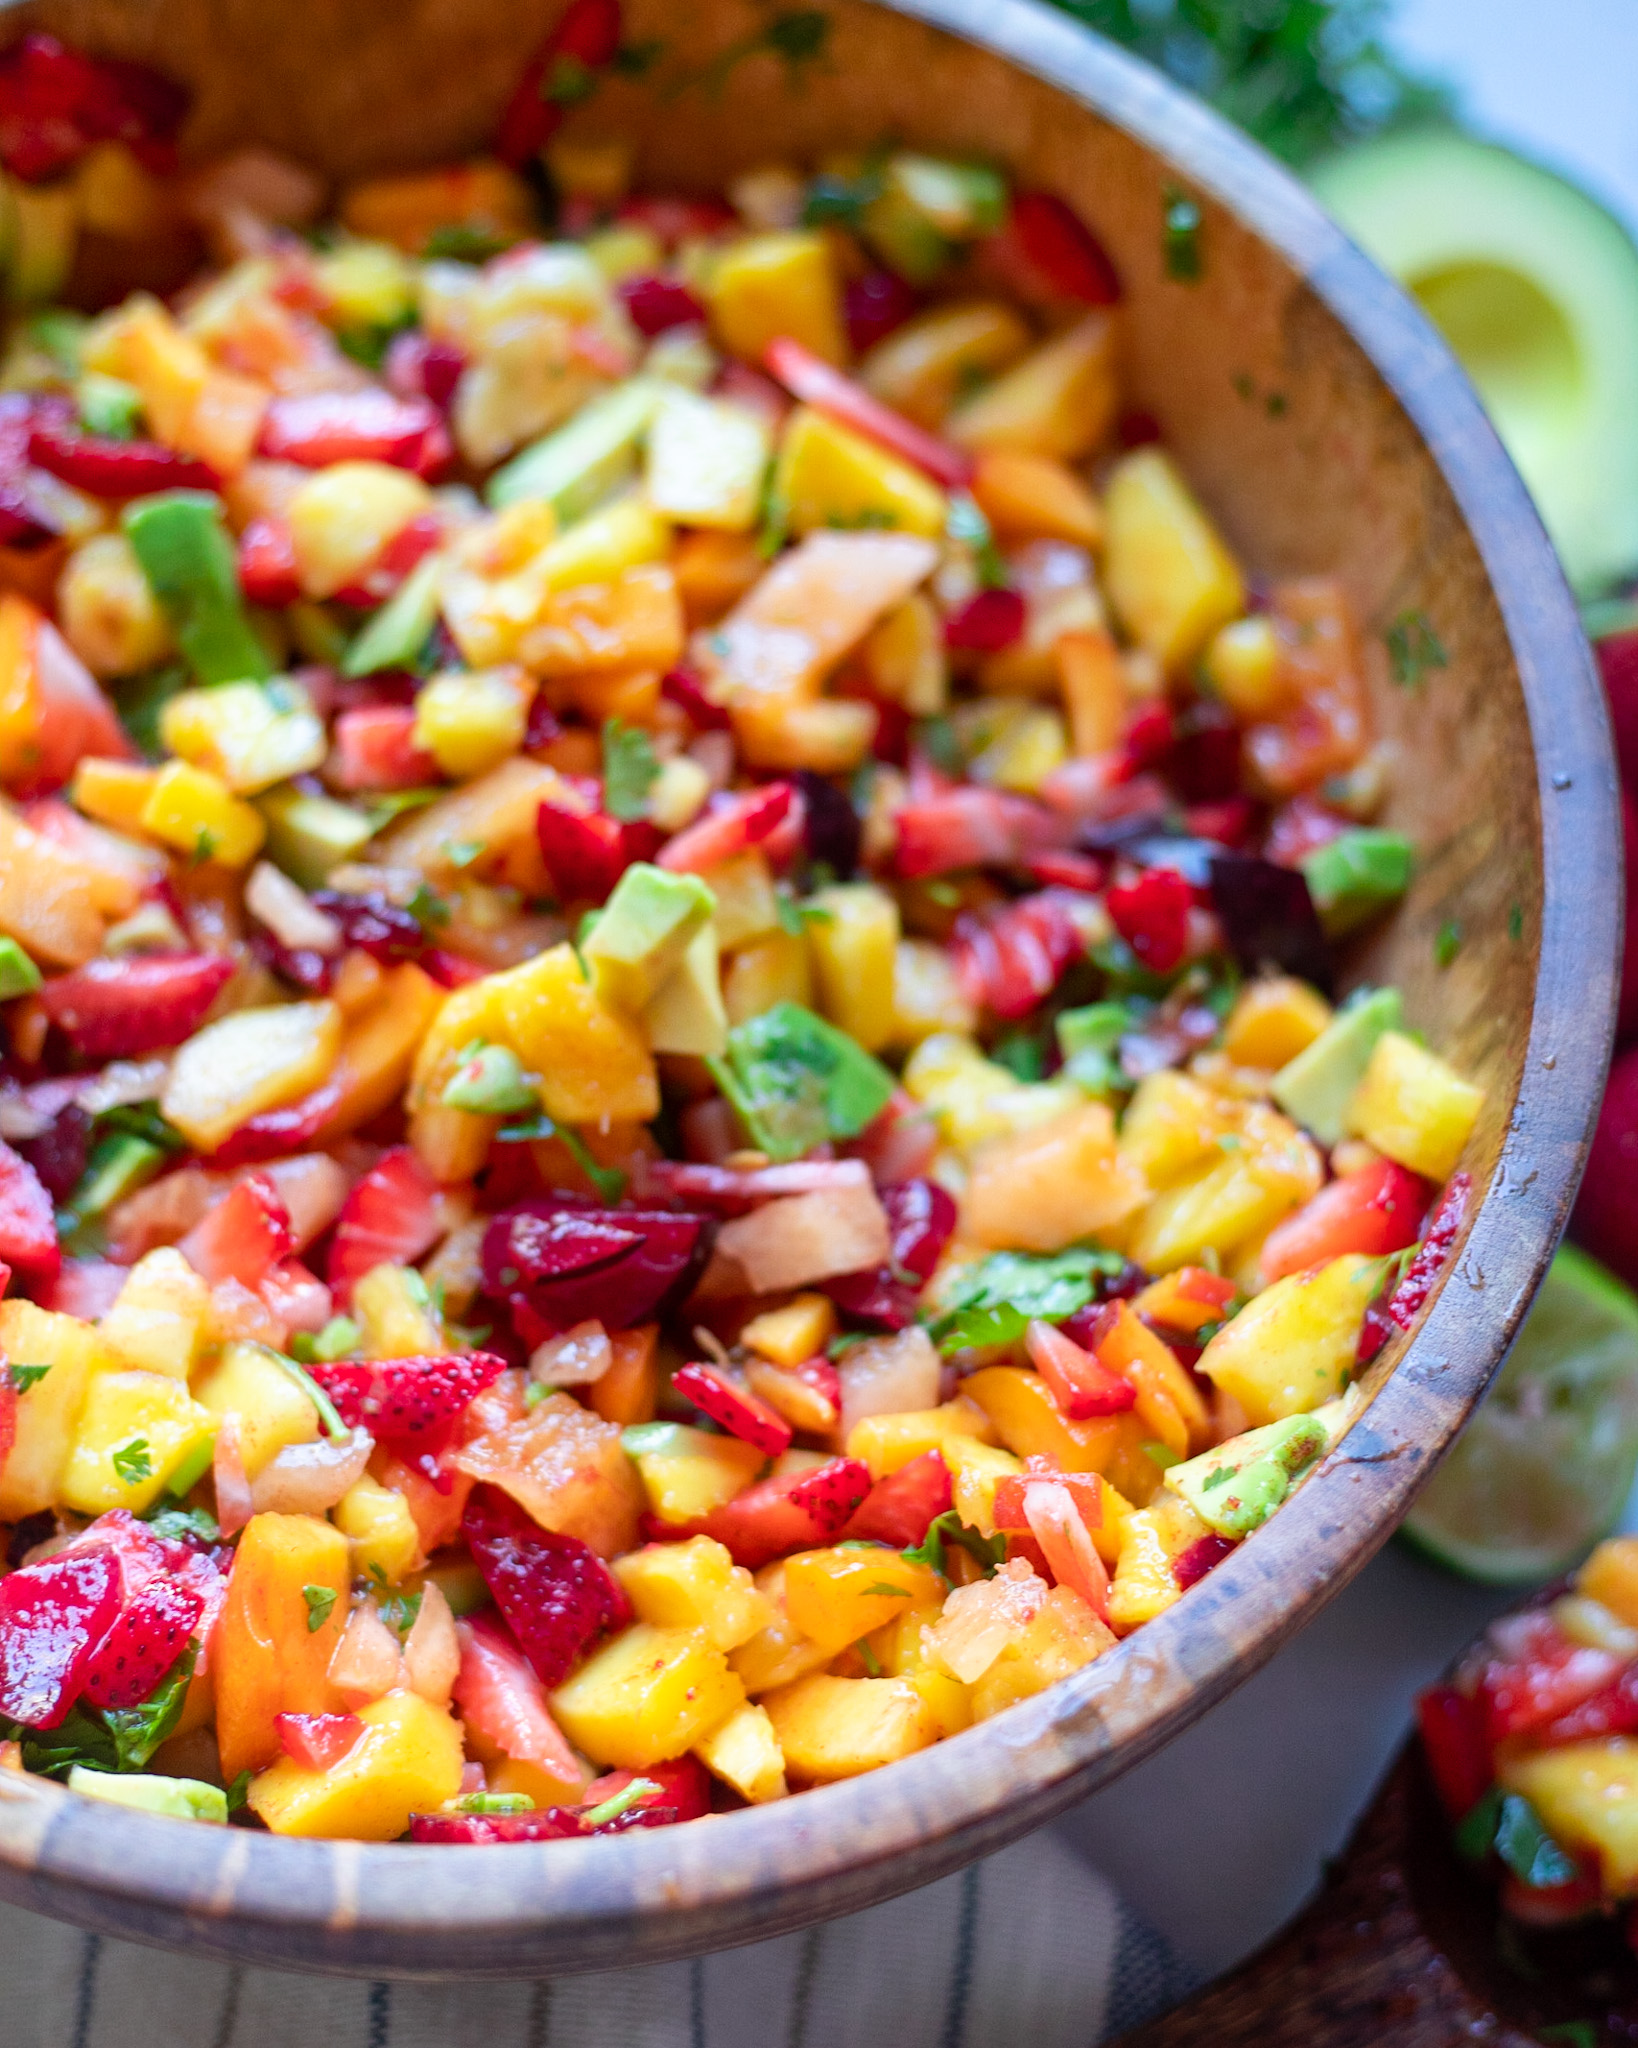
[1387,609,1448,689]
[601,716,660,822]
[302,1585,339,1633]
[904,1510,1007,1579]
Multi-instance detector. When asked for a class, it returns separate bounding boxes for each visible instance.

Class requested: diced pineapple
[773,406,948,539]
[947,315,1117,460]
[963,1101,1149,1253]
[741,1293,835,1369]
[551,1624,745,1769]
[646,390,770,530]
[160,680,328,795]
[1345,1030,1483,1181]
[513,563,684,680]
[1129,1104,1322,1273]
[1197,1253,1383,1426]
[700,852,780,951]
[694,1699,788,1803]
[1222,977,1332,1071]
[782,1547,945,1656]
[862,593,947,716]
[1119,1071,1237,1187]
[867,1600,972,1737]
[623,1421,763,1525]
[312,239,417,329]
[195,1339,322,1477]
[333,1473,422,1586]
[287,461,431,601]
[970,1585,1114,1721]
[162,1000,342,1153]
[902,1031,1080,1153]
[860,300,1032,428]
[409,667,530,780]
[805,882,900,1053]
[724,928,813,1025]
[1106,1494,1209,1632]
[613,1536,774,1651]
[706,231,846,366]
[249,1687,464,1841]
[890,937,976,1047]
[59,1368,218,1515]
[98,1247,211,1379]
[353,1263,443,1359]
[1103,448,1246,671]
[970,705,1066,792]
[1204,614,1286,720]
[58,533,176,679]
[763,1673,937,1781]
[1500,1740,1638,1894]
[845,1396,996,1481]
[140,760,267,867]
[0,1303,110,1519]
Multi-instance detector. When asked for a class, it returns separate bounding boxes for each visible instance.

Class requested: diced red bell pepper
[39,954,234,1061]
[1416,1684,1493,1819]
[0,1137,59,1280]
[762,336,975,488]
[330,704,440,792]
[656,781,793,874]
[1106,866,1193,975]
[950,891,1083,1021]
[944,587,1024,653]
[1005,191,1121,306]
[384,331,467,411]
[672,1361,792,1459]
[258,391,451,477]
[28,414,218,498]
[617,274,707,337]
[843,270,919,353]
[1259,1159,1428,1284]
[237,516,302,608]
[178,1172,294,1290]
[1025,1318,1137,1419]
[496,0,624,168]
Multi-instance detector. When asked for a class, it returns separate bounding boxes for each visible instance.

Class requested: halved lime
[1402,1244,1638,1584]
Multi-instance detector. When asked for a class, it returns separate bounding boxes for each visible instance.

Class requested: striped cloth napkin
[0,1826,1191,2048]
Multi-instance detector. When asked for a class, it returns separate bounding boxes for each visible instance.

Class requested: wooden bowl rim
[0,0,1619,1977]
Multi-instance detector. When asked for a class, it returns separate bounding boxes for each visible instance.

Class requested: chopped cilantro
[601,717,660,822]
[379,1588,424,1639]
[904,1511,1007,1579]
[225,1768,253,1813]
[543,52,599,105]
[931,1247,1126,1354]
[708,1001,896,1162]
[1508,902,1524,943]
[407,882,450,930]
[302,1584,339,1633]
[945,492,1007,589]
[1493,1792,1578,1890]
[857,1638,883,1677]
[111,1438,153,1486]
[101,1640,198,1770]
[1163,187,1203,280]
[141,1503,220,1544]
[1435,919,1462,968]
[1387,609,1448,689]
[8,1362,50,1393]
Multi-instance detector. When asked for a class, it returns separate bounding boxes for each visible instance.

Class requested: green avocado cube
[487,378,666,517]
[1168,1413,1333,1538]
[642,919,727,1058]
[1301,829,1414,936]
[123,491,273,687]
[441,1042,540,1116]
[708,1000,897,1162]
[0,936,42,1000]
[67,1766,228,1823]
[582,862,716,1014]
[1271,985,1403,1146]
[257,784,375,889]
[342,551,443,678]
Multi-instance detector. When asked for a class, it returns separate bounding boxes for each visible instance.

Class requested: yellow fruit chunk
[98,1247,211,1379]
[730,1561,833,1695]
[340,159,535,254]
[453,1391,642,1558]
[970,1586,1114,1721]
[1056,629,1126,757]
[248,1688,464,1841]
[783,1547,945,1656]
[1119,1072,1237,1188]
[707,231,846,366]
[846,1396,997,1481]
[646,390,771,530]
[695,1700,788,1803]
[60,1369,217,1515]
[867,1601,972,1738]
[334,1473,422,1586]
[489,943,659,1124]
[1204,615,1285,720]
[805,881,900,1053]
[216,1512,350,1782]
[313,239,416,328]
[550,1624,745,1769]
[1104,447,1246,671]
[1500,1741,1638,1895]
[1579,1539,1638,1632]
[860,300,1032,427]
[863,593,947,717]
[724,928,813,1026]
[623,1422,763,1525]
[741,1293,836,1369]
[72,756,158,837]
[1345,1030,1484,1181]
[313,962,443,1145]
[140,760,266,867]
[948,1437,1026,1536]
[83,293,267,474]
[160,681,327,796]
[0,1303,109,1518]
[891,938,976,1046]
[1222,977,1332,1071]
[763,1674,936,1782]
[514,564,684,681]
[964,1366,1131,1476]
[287,461,431,601]
[773,406,948,539]
[947,314,1117,459]
[733,696,879,776]
[963,1101,1149,1253]
[194,1340,322,1478]
[972,450,1104,550]
[162,1000,342,1153]
[1129,1105,1322,1273]
[1197,1253,1383,1426]
[970,706,1066,793]
[58,532,175,679]
[613,1537,774,1651]
[1106,1494,1209,1633]
[353,1263,443,1360]
[903,1031,1080,1153]
[0,804,112,967]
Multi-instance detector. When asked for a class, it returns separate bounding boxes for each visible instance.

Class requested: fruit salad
[0,9,1485,1842]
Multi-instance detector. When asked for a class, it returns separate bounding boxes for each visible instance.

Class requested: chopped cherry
[1106,866,1193,974]
[1172,1534,1237,1590]
[944,587,1025,653]
[384,331,467,411]
[617,274,707,336]
[843,270,918,352]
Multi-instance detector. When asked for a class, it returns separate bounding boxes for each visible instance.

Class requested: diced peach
[763,1673,936,1781]
[1056,628,1125,756]
[783,1546,944,1656]
[587,1324,661,1426]
[215,1511,350,1782]
[551,1623,745,1769]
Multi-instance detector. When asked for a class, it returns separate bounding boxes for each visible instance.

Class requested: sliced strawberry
[0,1137,59,1280]
[582,1756,711,1824]
[1004,191,1121,306]
[452,1610,585,1783]
[535,802,641,904]
[208,1083,345,1168]
[993,1464,1103,1535]
[944,587,1024,652]
[327,1146,442,1308]
[951,893,1083,1021]
[1259,1158,1426,1283]
[0,1544,121,1727]
[1020,1477,1110,1619]
[700,1456,872,1570]
[463,1485,631,1688]
[655,781,793,876]
[310,1351,506,1439]
[1106,866,1193,975]
[39,955,234,1061]
[276,1710,365,1771]
[178,1171,293,1290]
[842,1449,952,1548]
[672,1362,791,1459]
[410,1807,588,1843]
[81,1575,203,1711]
[329,704,439,793]
[259,390,449,476]
[236,515,302,607]
[1025,1319,1136,1419]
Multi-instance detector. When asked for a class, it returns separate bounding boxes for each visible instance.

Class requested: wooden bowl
[0,0,1619,1980]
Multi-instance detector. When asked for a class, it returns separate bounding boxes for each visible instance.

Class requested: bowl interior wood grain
[0,0,1618,1979]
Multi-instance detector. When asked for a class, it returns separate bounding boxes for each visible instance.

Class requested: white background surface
[1060,0,1638,1980]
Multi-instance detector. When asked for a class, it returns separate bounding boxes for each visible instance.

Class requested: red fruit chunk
[0,1137,59,1279]
[1502,1864,1605,1927]
[827,1177,956,1329]
[993,1461,1101,1534]
[485,1201,707,1334]
[495,0,622,168]
[463,1485,631,1688]
[893,786,1060,879]
[454,1608,585,1784]
[656,781,794,875]
[39,953,233,1061]
[1119,702,1175,773]
[950,891,1082,1021]
[1597,627,1638,795]
[327,1146,443,1307]
[843,269,918,353]
[1479,1614,1622,1742]
[615,192,737,249]
[1171,1534,1237,1590]
[0,34,186,183]
[1106,866,1192,974]
[1619,787,1638,1041]
[762,336,974,488]
[617,273,707,337]
[384,331,466,411]
[699,1456,872,1570]
[334,512,445,609]
[259,391,450,476]
[310,1351,506,1439]
[583,1756,711,1824]
[410,1806,589,1843]
[0,1544,121,1727]
[310,888,428,963]
[1185,797,1257,849]
[660,664,731,733]
[842,1449,952,1548]
[536,801,630,903]
[81,1576,203,1711]
[1025,1318,1136,1419]
[1416,1684,1493,1819]
[1260,1159,1426,1284]
[276,1710,365,1772]
[1357,1172,1471,1363]
[1538,1666,1638,1746]
[29,411,217,496]
[178,1171,293,1289]
[0,1366,15,1474]
[211,1082,344,1167]
[237,515,302,607]
[1006,191,1121,306]
[1575,1050,1638,1285]
[330,703,439,792]
[47,1256,125,1320]
[1024,849,1106,893]
[485,1209,644,1288]
[673,1362,792,1458]
[943,587,1024,653]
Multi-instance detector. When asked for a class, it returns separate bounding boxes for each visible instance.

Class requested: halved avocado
[1311,130,1638,594]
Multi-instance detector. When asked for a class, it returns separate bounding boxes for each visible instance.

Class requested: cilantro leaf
[1387,609,1448,689]
[302,1584,339,1633]
[1493,1793,1578,1890]
[140,1504,220,1544]
[103,1640,198,1771]
[602,717,660,823]
[111,1438,152,1486]
[708,1001,896,1162]
[930,1248,1126,1354]
[904,1510,1007,1578]
[8,1362,50,1393]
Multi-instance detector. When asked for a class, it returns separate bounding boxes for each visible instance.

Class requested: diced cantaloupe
[1221,978,1332,1071]
[972,450,1104,550]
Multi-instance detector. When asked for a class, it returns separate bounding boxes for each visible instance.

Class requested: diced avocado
[0,936,42,1000]
[69,1135,166,1223]
[1056,1000,1136,1100]
[708,1000,897,1162]
[342,551,443,678]
[441,1041,540,1116]
[1271,985,1403,1145]
[258,783,375,889]
[1167,1412,1332,1538]
[6,176,77,305]
[123,492,274,687]
[77,373,142,440]
[1300,829,1414,936]
[1310,130,1638,594]
[581,862,716,1014]
[860,156,1007,284]
[67,1766,228,1823]
[641,918,728,1058]
[487,377,667,518]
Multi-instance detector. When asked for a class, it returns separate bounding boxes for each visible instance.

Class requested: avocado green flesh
[67,1766,228,1823]
[1311,130,1638,593]
[1270,985,1402,1146]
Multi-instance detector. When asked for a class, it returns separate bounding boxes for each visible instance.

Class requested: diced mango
[195,1340,323,1478]
[486,943,659,1124]
[963,1101,1149,1253]
[731,1561,834,1695]
[613,1536,774,1651]
[1345,1030,1483,1181]
[694,1699,788,1803]
[805,881,900,1053]
[623,1421,763,1525]
[59,1369,217,1515]
[215,1511,351,1782]
[513,563,684,681]
[587,1324,662,1428]
[334,1472,422,1586]
[1579,1539,1638,1632]
[98,1247,211,1380]
[970,1586,1114,1721]
[773,406,947,539]
[162,1000,342,1153]
[845,1395,996,1481]
[782,1547,945,1656]
[140,760,267,868]
[734,695,879,775]
[1222,977,1332,1071]
[1106,1494,1209,1633]
[58,532,175,678]
[741,1294,836,1369]
[353,1263,442,1360]
[551,1623,745,1769]
[1197,1253,1383,1426]
[84,293,268,473]
[1129,1108,1322,1273]
[707,231,846,366]
[248,1687,464,1841]
[867,1600,972,1738]
[1500,1741,1638,1895]
[947,1437,1025,1536]
[963,1366,1131,1476]
[1204,615,1286,721]
[160,681,327,796]
[763,1673,936,1781]
[947,314,1117,460]
[724,927,813,1025]
[72,756,159,838]
[1103,447,1246,671]
[860,300,1032,427]
[0,1303,109,1519]
[314,963,444,1144]
[972,450,1104,550]
[287,461,431,601]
